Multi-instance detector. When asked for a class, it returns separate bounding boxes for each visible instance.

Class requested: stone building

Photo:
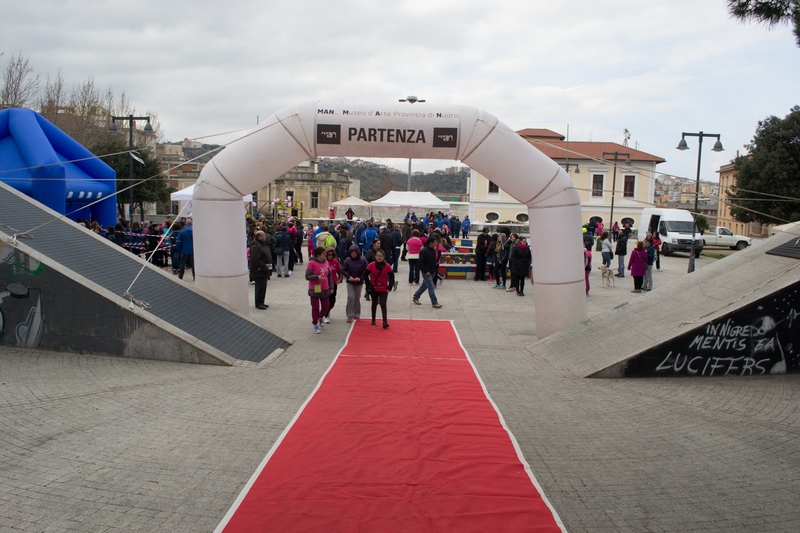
[470,129,665,229]
[717,162,771,238]
[254,158,358,219]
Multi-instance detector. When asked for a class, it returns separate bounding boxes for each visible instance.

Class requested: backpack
[324,234,336,248]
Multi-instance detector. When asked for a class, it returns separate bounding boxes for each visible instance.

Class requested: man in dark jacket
[249,231,273,309]
[354,220,367,253]
[400,219,413,261]
[614,232,628,277]
[378,226,394,269]
[412,235,442,308]
[474,227,490,281]
[390,225,403,273]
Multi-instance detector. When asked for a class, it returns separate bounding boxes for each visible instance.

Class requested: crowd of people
[244,210,538,333]
[82,211,668,323]
[78,210,541,333]
[75,216,196,279]
[582,221,664,295]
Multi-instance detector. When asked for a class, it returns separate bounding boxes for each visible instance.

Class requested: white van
[638,207,703,257]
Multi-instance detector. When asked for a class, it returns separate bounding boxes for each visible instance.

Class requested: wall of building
[717,162,771,238]
[471,161,656,228]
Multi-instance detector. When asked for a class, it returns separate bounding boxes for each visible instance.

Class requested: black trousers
[326,283,337,317]
[371,291,388,322]
[254,277,267,306]
[475,254,487,280]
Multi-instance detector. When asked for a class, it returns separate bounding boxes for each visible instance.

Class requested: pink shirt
[407,237,423,255]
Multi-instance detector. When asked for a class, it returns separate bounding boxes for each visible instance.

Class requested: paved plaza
[1,248,798,532]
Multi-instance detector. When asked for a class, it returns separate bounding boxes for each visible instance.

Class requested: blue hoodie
[361,227,378,246]
[342,244,368,285]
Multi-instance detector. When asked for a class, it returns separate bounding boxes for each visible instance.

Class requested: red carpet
[217,319,564,533]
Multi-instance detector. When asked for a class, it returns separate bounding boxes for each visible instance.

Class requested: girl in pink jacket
[324,247,343,324]
[305,246,331,333]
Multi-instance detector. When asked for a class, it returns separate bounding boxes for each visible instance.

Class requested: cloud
[2,0,798,181]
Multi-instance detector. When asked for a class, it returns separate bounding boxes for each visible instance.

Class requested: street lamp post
[602,151,630,235]
[399,96,425,218]
[676,131,724,273]
[109,114,154,221]
[398,96,425,192]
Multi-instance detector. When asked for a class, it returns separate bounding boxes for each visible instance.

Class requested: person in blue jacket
[360,222,378,249]
[461,216,471,239]
[176,220,194,280]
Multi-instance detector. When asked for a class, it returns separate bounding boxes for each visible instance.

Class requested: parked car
[703,226,751,250]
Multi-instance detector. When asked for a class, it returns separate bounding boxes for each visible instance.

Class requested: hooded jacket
[510,242,532,276]
[275,227,291,254]
[342,244,368,285]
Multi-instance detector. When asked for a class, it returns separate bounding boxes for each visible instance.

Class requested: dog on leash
[598,265,615,288]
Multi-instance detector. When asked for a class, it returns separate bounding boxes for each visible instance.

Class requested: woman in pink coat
[305,246,331,333]
[627,241,648,293]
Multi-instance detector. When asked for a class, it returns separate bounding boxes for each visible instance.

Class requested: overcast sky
[3,0,798,182]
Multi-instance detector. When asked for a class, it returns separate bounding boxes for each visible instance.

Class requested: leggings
[633,276,644,291]
[509,272,519,291]
[495,261,507,286]
[518,276,526,294]
[310,296,330,324]
[326,284,337,317]
[371,291,388,322]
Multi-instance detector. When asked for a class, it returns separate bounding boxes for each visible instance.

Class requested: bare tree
[37,69,67,118]
[1,51,163,153]
[1,52,40,109]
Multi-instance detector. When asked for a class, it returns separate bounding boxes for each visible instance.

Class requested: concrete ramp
[0,181,287,365]
[526,229,800,378]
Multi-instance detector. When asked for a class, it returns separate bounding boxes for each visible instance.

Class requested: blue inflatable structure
[0,108,117,228]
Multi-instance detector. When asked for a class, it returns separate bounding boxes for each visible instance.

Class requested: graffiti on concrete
[622,281,799,377]
[0,242,44,348]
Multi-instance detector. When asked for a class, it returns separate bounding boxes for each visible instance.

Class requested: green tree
[728,105,800,224]
[91,137,174,221]
[694,213,710,233]
[728,0,800,47]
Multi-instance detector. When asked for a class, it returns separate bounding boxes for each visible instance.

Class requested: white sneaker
[318,318,325,328]
[313,324,321,334]
[323,316,330,324]
[288,271,293,276]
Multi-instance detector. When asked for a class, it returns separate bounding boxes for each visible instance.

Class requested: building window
[592,175,604,196]
[485,212,499,222]
[310,191,319,209]
[516,213,529,222]
[623,175,635,197]
[488,181,500,194]
[285,190,294,200]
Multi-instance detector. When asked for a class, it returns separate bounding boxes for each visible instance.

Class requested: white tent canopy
[370,191,450,210]
[331,196,370,207]
[170,184,253,203]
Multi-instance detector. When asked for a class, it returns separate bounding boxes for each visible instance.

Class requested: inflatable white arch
[192,102,587,337]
